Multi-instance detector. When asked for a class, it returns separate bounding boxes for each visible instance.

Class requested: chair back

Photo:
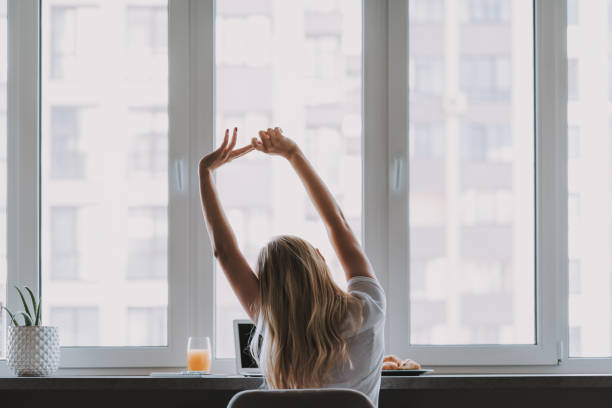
[227,388,374,408]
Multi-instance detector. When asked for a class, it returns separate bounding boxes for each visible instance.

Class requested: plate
[381,369,434,376]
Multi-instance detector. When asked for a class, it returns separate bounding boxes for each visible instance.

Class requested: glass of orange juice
[187,336,211,373]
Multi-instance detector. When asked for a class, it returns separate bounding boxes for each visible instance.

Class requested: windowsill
[1,374,612,390]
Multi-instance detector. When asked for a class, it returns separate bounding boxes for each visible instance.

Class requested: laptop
[233,319,263,377]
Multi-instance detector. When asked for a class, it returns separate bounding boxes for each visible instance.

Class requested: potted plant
[2,286,60,376]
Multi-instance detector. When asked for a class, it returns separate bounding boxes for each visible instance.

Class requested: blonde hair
[250,235,362,389]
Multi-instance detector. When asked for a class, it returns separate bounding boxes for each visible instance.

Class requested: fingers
[219,129,230,152]
[251,137,264,152]
[222,127,238,160]
[229,144,255,160]
[228,127,238,152]
[259,130,271,152]
[266,128,275,146]
[273,127,283,136]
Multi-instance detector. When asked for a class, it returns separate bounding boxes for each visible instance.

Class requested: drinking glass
[187,336,211,373]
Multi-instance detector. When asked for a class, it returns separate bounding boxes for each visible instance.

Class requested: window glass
[215,0,363,358]
[568,0,612,357]
[409,0,535,345]
[0,0,7,357]
[127,307,167,346]
[41,0,168,347]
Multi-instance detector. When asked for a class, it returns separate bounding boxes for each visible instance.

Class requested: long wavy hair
[250,235,363,389]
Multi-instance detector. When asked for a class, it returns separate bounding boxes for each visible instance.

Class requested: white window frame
[6,0,612,373]
[5,0,191,368]
[385,0,567,366]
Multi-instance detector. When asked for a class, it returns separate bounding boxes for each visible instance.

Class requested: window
[127,307,167,346]
[125,5,167,80]
[41,0,169,348]
[127,207,167,280]
[410,123,445,160]
[214,0,362,358]
[50,107,85,179]
[50,6,96,80]
[49,307,99,346]
[0,0,6,357]
[569,260,581,295]
[409,0,444,24]
[568,58,579,101]
[128,107,167,178]
[50,207,80,280]
[568,0,612,358]
[408,0,534,346]
[568,126,580,159]
[3,0,612,372]
[464,0,510,24]
[460,56,511,102]
[411,57,444,97]
[568,0,578,26]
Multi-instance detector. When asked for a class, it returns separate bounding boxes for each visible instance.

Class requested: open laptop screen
[237,322,259,369]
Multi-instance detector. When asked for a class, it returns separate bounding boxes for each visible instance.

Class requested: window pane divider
[5,0,40,372]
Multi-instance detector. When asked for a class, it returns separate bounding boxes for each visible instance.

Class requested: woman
[199,127,386,406]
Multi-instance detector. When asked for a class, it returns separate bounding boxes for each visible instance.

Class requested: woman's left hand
[199,127,254,172]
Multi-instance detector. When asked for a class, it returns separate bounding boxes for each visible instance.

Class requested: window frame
[6,0,190,368]
[5,0,607,372]
[385,0,567,366]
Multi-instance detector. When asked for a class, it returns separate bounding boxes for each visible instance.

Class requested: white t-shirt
[324,276,386,407]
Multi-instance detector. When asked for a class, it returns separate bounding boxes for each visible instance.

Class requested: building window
[49,307,99,346]
[50,6,95,80]
[460,124,511,162]
[127,207,167,280]
[127,307,167,346]
[126,6,167,54]
[568,126,580,159]
[410,123,445,159]
[465,0,510,24]
[568,0,578,26]
[409,0,444,24]
[51,107,85,179]
[569,260,581,295]
[411,57,444,97]
[128,107,167,178]
[460,56,511,102]
[568,58,579,101]
[50,207,80,281]
[216,15,272,68]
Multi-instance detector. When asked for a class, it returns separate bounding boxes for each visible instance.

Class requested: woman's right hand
[251,127,299,160]
[199,127,253,172]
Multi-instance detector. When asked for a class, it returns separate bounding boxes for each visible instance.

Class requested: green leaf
[15,311,32,326]
[2,306,19,327]
[24,287,38,320]
[15,287,32,322]
[34,300,42,326]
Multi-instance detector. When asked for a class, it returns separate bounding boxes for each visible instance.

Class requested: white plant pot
[7,326,60,377]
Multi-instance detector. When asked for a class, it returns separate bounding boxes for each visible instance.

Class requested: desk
[0,374,611,407]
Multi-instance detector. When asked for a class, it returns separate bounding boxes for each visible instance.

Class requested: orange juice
[187,349,211,372]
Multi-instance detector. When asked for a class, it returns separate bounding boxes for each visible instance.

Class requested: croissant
[382,361,400,370]
[382,355,421,370]
[399,359,421,369]
[383,355,402,365]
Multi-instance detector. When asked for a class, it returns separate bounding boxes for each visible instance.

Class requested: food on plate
[382,361,400,370]
[382,355,421,370]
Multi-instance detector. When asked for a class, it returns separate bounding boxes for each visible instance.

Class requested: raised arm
[251,127,375,281]
[199,128,259,320]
